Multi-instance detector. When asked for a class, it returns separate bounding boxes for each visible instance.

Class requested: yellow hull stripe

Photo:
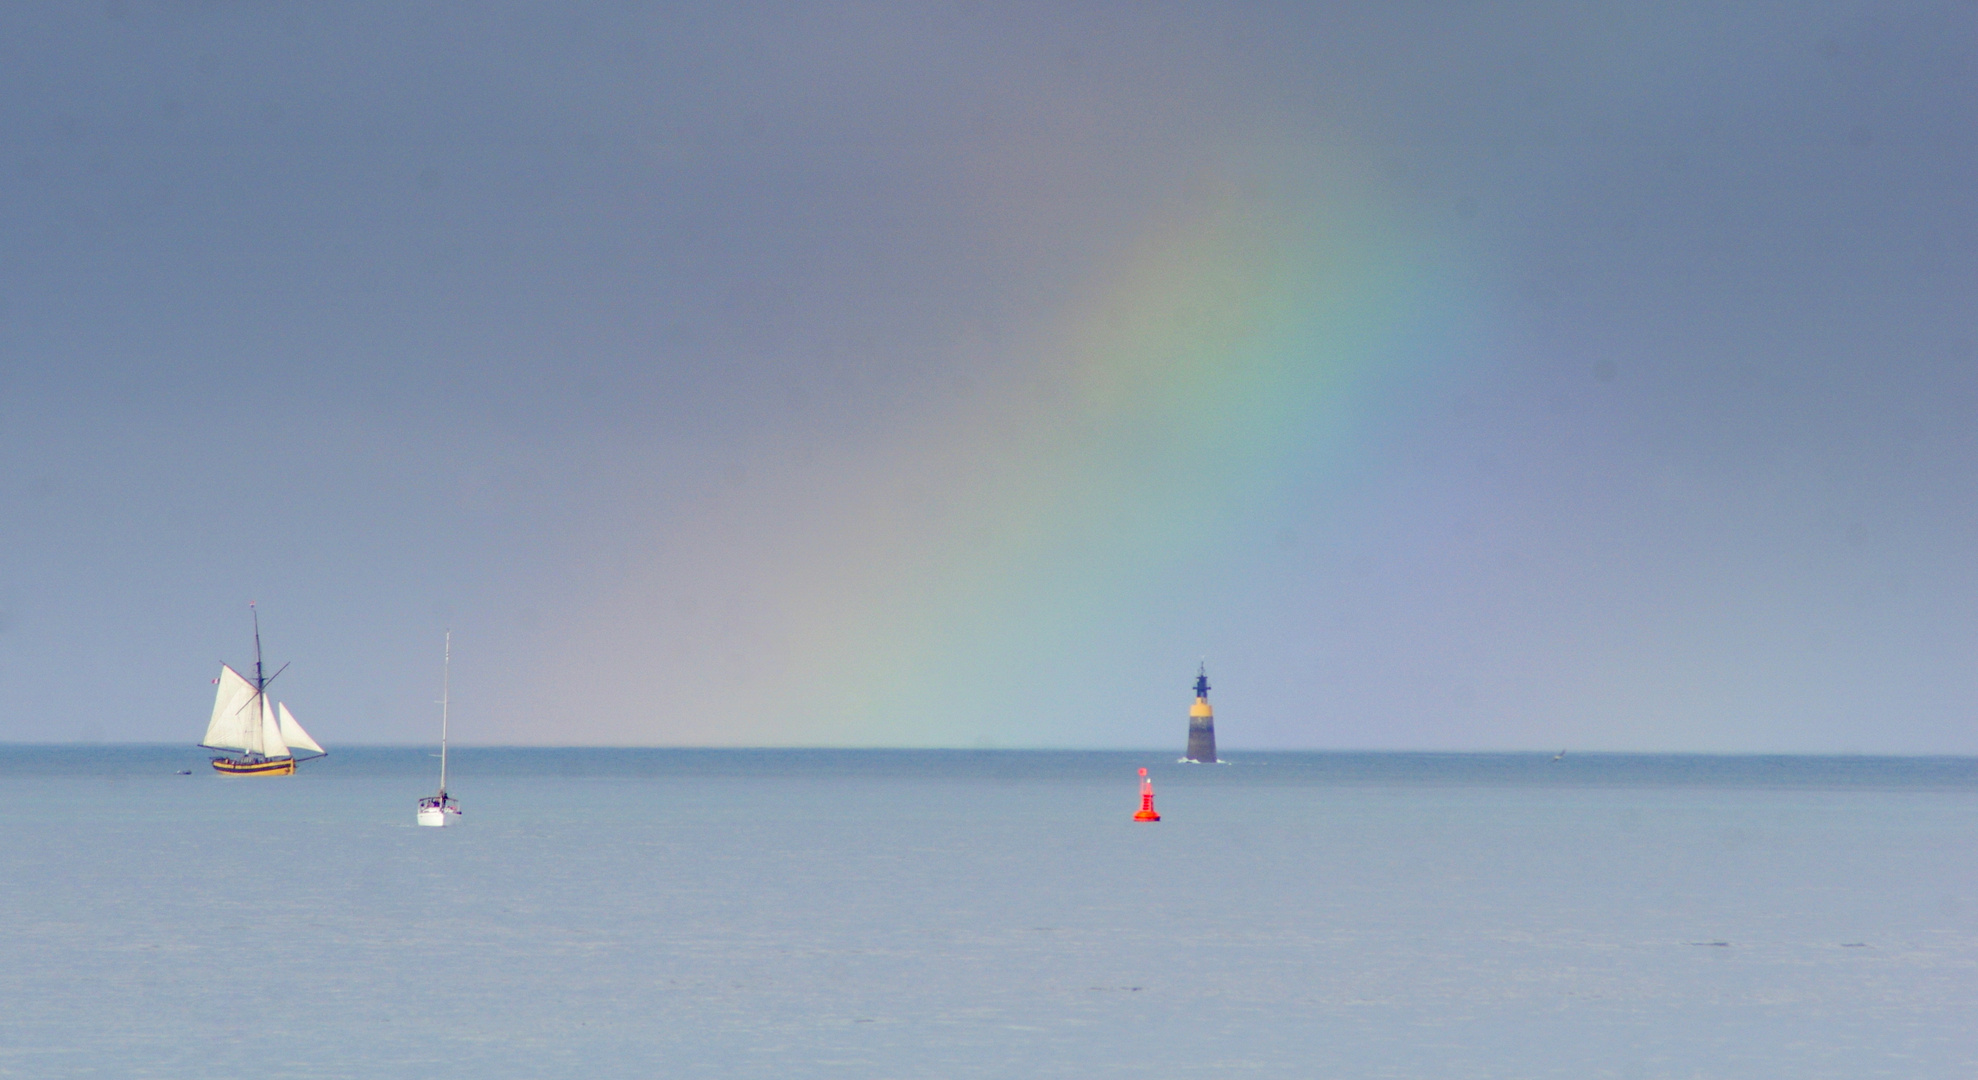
[212,758,296,775]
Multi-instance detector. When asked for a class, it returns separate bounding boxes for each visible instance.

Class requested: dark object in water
[175,769,192,775]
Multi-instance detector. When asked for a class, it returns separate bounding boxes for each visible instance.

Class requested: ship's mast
[438,630,450,796]
[252,603,265,693]
[251,603,265,758]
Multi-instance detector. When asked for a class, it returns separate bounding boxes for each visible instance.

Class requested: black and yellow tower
[1184,663,1216,763]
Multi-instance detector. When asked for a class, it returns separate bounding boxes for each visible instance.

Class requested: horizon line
[3,742,1973,760]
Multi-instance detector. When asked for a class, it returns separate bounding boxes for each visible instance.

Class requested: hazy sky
[2,3,1973,751]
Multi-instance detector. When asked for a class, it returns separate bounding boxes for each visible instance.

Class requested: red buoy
[1133,767,1160,821]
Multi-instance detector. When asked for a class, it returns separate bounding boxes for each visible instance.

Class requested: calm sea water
[1,747,1974,1079]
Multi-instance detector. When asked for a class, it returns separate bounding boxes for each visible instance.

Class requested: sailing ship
[417,631,461,826]
[200,605,326,775]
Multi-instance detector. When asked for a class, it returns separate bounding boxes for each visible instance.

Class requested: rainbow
[565,152,1469,746]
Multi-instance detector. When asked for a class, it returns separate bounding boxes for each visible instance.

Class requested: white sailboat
[201,604,327,775]
[417,631,462,826]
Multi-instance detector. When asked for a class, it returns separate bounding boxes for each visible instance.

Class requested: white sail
[278,702,325,757]
[201,666,261,752]
[258,694,290,758]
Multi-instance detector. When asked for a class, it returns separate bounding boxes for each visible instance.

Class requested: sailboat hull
[417,802,461,827]
[212,756,296,776]
[417,793,460,827]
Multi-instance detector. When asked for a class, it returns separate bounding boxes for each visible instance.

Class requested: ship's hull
[212,756,296,776]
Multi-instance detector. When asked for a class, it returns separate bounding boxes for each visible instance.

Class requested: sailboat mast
[252,603,265,693]
[250,603,265,756]
[439,630,450,794]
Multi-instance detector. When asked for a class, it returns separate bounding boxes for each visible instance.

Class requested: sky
[1,2,1974,752]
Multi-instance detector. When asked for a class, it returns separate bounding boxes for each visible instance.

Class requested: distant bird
[1551,749,1566,762]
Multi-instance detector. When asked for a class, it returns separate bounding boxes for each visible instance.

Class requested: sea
[1,747,1974,1079]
